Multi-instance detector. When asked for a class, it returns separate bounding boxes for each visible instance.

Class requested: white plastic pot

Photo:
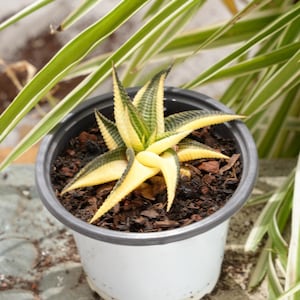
[72,220,228,300]
[36,87,258,300]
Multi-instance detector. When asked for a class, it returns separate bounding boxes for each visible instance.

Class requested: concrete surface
[0,160,296,299]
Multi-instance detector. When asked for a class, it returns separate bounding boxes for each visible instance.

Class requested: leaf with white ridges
[165,110,243,132]
[112,67,149,150]
[90,148,160,223]
[133,68,170,134]
[95,110,124,150]
[61,147,126,194]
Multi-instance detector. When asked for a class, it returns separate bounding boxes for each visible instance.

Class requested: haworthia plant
[61,67,243,223]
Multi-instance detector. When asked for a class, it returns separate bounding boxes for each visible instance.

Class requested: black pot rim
[35,87,258,246]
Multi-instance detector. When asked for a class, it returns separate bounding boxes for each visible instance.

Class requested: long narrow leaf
[241,48,300,116]
[0,0,201,169]
[248,238,271,290]
[0,0,149,142]
[258,86,298,157]
[277,283,300,300]
[245,171,295,252]
[268,252,284,298]
[285,154,300,300]
[203,42,300,83]
[192,0,271,51]
[65,9,280,80]
[183,2,300,88]
[122,0,204,86]
[0,0,54,31]
[57,0,103,31]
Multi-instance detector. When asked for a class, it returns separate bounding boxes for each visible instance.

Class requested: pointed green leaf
[177,139,228,162]
[203,42,300,83]
[122,0,203,86]
[165,110,243,132]
[133,68,170,134]
[58,0,102,31]
[0,0,149,142]
[267,252,284,298]
[248,238,271,290]
[0,0,55,31]
[196,0,270,50]
[61,147,127,194]
[95,110,124,150]
[277,282,300,300]
[89,148,160,223]
[241,48,300,116]
[245,170,295,252]
[184,2,300,88]
[285,155,300,300]
[112,67,149,151]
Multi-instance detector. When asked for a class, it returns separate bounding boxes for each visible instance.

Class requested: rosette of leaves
[62,67,243,223]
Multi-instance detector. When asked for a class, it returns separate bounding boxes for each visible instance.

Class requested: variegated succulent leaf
[61,147,127,195]
[112,66,150,151]
[94,110,124,150]
[133,68,170,135]
[165,110,244,132]
[89,148,160,223]
[62,67,244,223]
[137,148,179,211]
[146,130,191,154]
[177,138,229,162]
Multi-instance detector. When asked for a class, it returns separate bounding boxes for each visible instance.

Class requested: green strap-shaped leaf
[245,170,295,252]
[65,9,280,80]
[267,252,284,298]
[137,148,180,211]
[184,1,300,88]
[0,0,198,170]
[202,42,300,83]
[165,110,243,132]
[122,0,202,87]
[89,148,160,223]
[241,48,300,116]
[112,67,149,151]
[0,0,55,31]
[133,68,170,135]
[285,155,300,300]
[177,138,228,161]
[57,0,102,31]
[95,110,124,150]
[0,0,149,141]
[61,147,127,194]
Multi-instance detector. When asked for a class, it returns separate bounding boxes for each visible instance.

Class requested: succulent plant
[62,67,243,223]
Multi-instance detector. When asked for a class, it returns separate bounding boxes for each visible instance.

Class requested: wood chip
[198,160,220,174]
[141,209,159,219]
[219,154,240,174]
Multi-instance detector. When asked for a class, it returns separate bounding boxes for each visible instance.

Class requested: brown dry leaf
[219,154,240,174]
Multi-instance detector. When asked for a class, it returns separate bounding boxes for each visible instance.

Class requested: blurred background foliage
[0,1,299,298]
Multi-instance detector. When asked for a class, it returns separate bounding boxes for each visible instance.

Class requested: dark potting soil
[51,124,242,232]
